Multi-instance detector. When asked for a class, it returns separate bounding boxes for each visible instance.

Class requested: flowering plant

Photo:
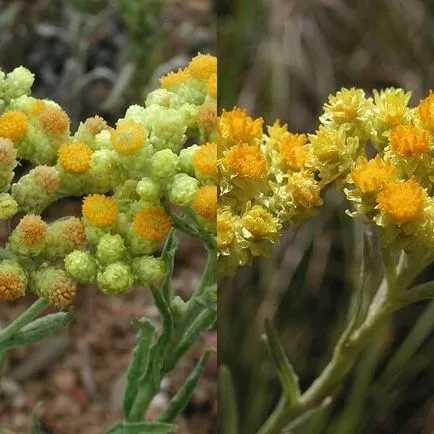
[218,88,434,433]
[0,54,217,433]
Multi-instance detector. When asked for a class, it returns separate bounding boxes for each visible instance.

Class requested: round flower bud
[38,107,70,136]
[65,250,97,283]
[0,138,18,169]
[97,234,126,265]
[179,145,199,175]
[136,177,161,202]
[132,256,166,286]
[0,260,27,301]
[192,185,217,221]
[126,227,158,256]
[169,173,199,206]
[32,267,76,310]
[9,214,48,256]
[0,193,18,219]
[82,194,119,228]
[97,262,133,295]
[132,207,173,241]
[4,66,34,100]
[95,129,112,149]
[145,89,180,108]
[151,149,179,178]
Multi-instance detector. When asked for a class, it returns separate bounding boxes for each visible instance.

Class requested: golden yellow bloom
[217,210,236,250]
[241,205,280,239]
[417,90,434,131]
[279,133,309,170]
[268,120,289,144]
[289,172,323,209]
[192,185,217,221]
[160,68,190,89]
[58,142,93,173]
[111,119,146,155]
[38,107,70,135]
[49,275,76,309]
[218,108,263,146]
[32,166,60,193]
[224,143,268,180]
[16,215,47,247]
[0,270,26,301]
[31,99,46,115]
[188,53,217,80]
[351,155,394,194]
[133,207,173,241]
[377,178,425,224]
[193,142,217,177]
[323,88,370,123]
[0,111,27,141]
[82,194,119,227]
[373,88,411,127]
[207,73,217,98]
[389,124,429,156]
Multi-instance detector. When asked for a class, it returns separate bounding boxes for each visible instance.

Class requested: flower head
[38,107,70,136]
[133,207,173,241]
[31,165,60,193]
[160,68,189,89]
[351,155,394,194]
[193,142,217,177]
[0,111,27,141]
[0,261,27,301]
[58,142,93,173]
[16,215,47,247]
[279,133,309,170]
[241,205,281,239]
[187,53,217,80]
[111,119,147,155]
[417,90,434,131]
[84,115,107,135]
[389,124,429,156]
[192,185,217,221]
[82,194,119,227]
[0,138,17,167]
[223,143,267,180]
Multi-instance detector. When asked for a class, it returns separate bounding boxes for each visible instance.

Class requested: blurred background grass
[218,1,434,433]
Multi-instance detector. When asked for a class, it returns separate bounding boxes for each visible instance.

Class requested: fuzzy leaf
[123,319,156,417]
[161,229,178,301]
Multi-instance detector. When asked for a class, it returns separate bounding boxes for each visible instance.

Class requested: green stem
[0,298,49,345]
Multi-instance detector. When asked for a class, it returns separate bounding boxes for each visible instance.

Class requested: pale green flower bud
[95,129,112,149]
[124,105,147,124]
[84,222,110,245]
[132,256,166,286]
[136,177,161,202]
[32,266,76,309]
[97,262,133,295]
[179,145,199,175]
[145,89,181,108]
[126,227,158,256]
[88,149,120,192]
[65,250,97,283]
[3,67,34,101]
[151,149,178,178]
[178,103,199,129]
[0,193,18,219]
[18,122,58,165]
[97,234,126,264]
[168,173,199,206]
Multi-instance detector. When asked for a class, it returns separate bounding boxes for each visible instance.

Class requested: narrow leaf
[161,229,178,301]
[0,312,73,351]
[123,319,156,417]
[30,402,44,434]
[217,365,239,434]
[159,350,214,423]
[107,421,177,434]
[265,319,301,405]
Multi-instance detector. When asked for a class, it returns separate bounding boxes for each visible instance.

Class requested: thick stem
[0,298,49,345]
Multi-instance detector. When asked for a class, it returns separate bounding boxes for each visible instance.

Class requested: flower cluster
[218,87,434,275]
[0,54,217,307]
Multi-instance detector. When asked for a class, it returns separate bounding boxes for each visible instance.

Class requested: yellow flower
[187,53,217,81]
[241,205,281,239]
[31,99,46,115]
[192,185,217,221]
[377,178,425,224]
[223,143,268,180]
[417,90,434,131]
[160,68,190,89]
[373,88,411,127]
[38,107,70,136]
[16,215,47,247]
[351,155,394,194]
[58,142,93,173]
[111,119,147,155]
[279,133,309,170]
[193,142,217,177]
[217,209,237,250]
[218,108,263,147]
[0,111,28,141]
[289,172,323,209]
[389,124,429,156]
[82,194,119,227]
[207,73,217,98]
[133,207,173,241]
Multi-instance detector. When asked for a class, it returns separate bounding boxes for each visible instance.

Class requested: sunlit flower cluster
[0,54,217,306]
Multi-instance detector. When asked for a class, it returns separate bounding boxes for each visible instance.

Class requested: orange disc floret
[192,185,217,221]
[207,73,217,98]
[58,142,93,173]
[31,99,46,115]
[16,215,48,247]
[187,53,217,80]
[111,119,146,155]
[224,143,268,180]
[0,138,17,167]
[133,207,173,241]
[417,90,434,130]
[160,68,190,89]
[82,194,119,228]
[61,217,86,249]
[193,142,217,177]
[31,165,60,193]
[84,115,108,135]
[0,111,28,141]
[218,108,264,146]
[197,102,217,131]
[50,275,76,309]
[377,178,425,224]
[279,133,309,170]
[0,269,26,301]
[38,107,70,136]
[389,124,429,156]
[351,155,394,194]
